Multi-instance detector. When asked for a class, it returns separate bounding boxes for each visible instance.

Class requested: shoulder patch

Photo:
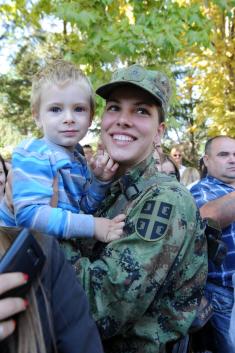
[135,200,174,241]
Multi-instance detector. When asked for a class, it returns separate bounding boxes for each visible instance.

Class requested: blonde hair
[181,167,200,186]
[0,227,56,353]
[31,59,95,119]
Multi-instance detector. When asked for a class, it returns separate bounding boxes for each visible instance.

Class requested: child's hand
[94,214,126,242]
[89,152,119,181]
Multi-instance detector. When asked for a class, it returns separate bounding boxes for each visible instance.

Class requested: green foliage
[0,0,234,164]
[187,0,235,138]
[0,118,24,158]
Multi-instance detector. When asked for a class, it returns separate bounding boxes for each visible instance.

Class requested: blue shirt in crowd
[0,138,111,239]
[190,175,235,288]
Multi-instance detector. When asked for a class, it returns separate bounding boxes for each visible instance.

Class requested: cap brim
[96,81,131,99]
[96,81,163,108]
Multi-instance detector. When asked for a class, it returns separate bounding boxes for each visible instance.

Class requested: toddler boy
[0,60,125,246]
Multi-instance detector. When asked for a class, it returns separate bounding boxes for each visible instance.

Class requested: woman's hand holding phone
[0,272,28,340]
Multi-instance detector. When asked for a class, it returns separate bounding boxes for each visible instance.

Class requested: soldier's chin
[108,150,130,165]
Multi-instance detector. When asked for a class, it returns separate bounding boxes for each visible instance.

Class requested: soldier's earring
[153,142,160,151]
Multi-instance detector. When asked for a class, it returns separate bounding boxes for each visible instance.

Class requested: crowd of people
[0,60,234,353]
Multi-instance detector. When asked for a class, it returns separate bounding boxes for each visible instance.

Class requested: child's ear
[89,112,94,127]
[32,109,42,128]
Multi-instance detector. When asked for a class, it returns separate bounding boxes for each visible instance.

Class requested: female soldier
[75,65,208,353]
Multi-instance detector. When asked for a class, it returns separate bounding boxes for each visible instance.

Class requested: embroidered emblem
[135,200,174,241]
[136,218,150,237]
[157,202,172,219]
[141,200,155,215]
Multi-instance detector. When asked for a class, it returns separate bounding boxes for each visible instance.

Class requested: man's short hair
[205,135,234,154]
[31,59,95,119]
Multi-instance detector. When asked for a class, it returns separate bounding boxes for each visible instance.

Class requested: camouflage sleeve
[76,187,207,342]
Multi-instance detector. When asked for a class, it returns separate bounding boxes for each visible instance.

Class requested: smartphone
[0,229,46,299]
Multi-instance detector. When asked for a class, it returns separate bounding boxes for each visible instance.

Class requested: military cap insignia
[135,200,174,241]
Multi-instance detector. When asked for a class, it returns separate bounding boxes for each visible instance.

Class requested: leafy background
[0,0,234,166]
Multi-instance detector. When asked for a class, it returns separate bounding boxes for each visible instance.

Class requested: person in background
[160,154,180,181]
[229,273,235,348]
[74,64,207,353]
[190,135,235,353]
[181,166,200,189]
[170,145,186,177]
[199,156,207,179]
[0,60,125,257]
[83,144,94,163]
[0,154,8,201]
[0,227,103,353]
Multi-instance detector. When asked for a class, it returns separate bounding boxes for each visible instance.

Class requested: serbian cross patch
[135,200,174,241]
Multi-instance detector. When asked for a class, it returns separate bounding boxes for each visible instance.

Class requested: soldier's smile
[112,133,136,145]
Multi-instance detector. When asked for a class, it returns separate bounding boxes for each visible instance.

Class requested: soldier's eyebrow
[106,98,155,106]
[106,98,119,103]
[133,101,155,107]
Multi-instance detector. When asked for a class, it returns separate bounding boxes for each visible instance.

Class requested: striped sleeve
[12,143,94,239]
[190,182,210,208]
[80,175,112,214]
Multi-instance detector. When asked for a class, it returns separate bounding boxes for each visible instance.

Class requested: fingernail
[23,273,29,282]
[12,320,16,330]
[24,299,29,308]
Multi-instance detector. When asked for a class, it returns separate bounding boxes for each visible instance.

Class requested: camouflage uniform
[75,155,207,353]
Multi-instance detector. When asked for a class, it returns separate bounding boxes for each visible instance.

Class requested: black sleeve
[42,238,104,353]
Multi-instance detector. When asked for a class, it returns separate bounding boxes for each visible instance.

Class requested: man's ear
[203,154,208,167]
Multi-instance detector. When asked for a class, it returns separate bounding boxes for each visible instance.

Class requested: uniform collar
[109,155,156,199]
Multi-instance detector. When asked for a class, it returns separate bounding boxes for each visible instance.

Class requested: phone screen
[0,229,46,298]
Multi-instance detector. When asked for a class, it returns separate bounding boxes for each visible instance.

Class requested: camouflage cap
[96,64,171,118]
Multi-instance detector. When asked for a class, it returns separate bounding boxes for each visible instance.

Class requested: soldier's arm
[199,191,235,229]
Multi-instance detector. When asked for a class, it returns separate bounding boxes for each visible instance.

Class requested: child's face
[34,82,91,151]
